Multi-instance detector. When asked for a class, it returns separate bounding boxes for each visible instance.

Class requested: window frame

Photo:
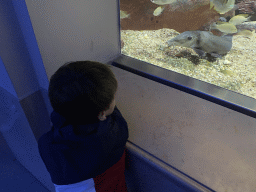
[112,54,256,119]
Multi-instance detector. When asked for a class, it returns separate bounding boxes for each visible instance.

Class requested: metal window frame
[111,55,256,118]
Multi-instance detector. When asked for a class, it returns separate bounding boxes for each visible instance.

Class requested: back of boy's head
[48,61,118,124]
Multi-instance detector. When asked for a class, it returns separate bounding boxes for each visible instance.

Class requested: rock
[236,0,256,15]
[223,59,231,65]
[121,39,124,49]
[120,0,220,33]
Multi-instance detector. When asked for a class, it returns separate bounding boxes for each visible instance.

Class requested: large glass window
[120,0,256,100]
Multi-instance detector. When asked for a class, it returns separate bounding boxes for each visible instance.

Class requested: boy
[38,61,129,192]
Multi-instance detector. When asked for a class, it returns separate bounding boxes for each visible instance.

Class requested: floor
[0,151,50,192]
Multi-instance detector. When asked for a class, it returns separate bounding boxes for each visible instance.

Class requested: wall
[111,66,256,192]
[25,0,120,80]
[0,56,54,191]
[0,56,19,156]
[0,0,120,191]
[0,0,52,141]
[2,0,256,192]
[25,0,256,191]
[0,1,53,191]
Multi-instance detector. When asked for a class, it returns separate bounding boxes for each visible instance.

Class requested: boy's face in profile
[98,93,116,121]
[98,74,117,121]
[104,98,116,117]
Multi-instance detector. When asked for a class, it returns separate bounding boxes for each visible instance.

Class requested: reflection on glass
[120,0,256,100]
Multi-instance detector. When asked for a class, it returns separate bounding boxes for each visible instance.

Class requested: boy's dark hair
[48,61,118,124]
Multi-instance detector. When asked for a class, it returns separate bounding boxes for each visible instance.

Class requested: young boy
[38,61,129,192]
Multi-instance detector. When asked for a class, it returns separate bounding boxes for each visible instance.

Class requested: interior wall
[0,1,39,99]
[0,0,52,139]
[25,0,120,80]
[0,0,120,191]
[22,0,256,192]
[111,66,256,192]
[0,56,54,191]
[0,56,18,156]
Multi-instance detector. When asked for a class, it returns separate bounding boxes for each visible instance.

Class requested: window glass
[120,0,256,100]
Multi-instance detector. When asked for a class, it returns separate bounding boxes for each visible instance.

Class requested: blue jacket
[38,106,129,186]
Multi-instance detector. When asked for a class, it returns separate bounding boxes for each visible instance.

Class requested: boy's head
[48,61,118,124]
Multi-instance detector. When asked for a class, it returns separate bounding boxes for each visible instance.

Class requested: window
[120,0,256,109]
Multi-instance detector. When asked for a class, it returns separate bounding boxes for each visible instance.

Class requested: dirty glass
[120,0,256,100]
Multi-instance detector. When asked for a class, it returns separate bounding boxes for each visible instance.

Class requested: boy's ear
[98,111,107,121]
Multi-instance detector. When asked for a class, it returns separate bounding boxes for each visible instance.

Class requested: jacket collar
[50,110,111,143]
